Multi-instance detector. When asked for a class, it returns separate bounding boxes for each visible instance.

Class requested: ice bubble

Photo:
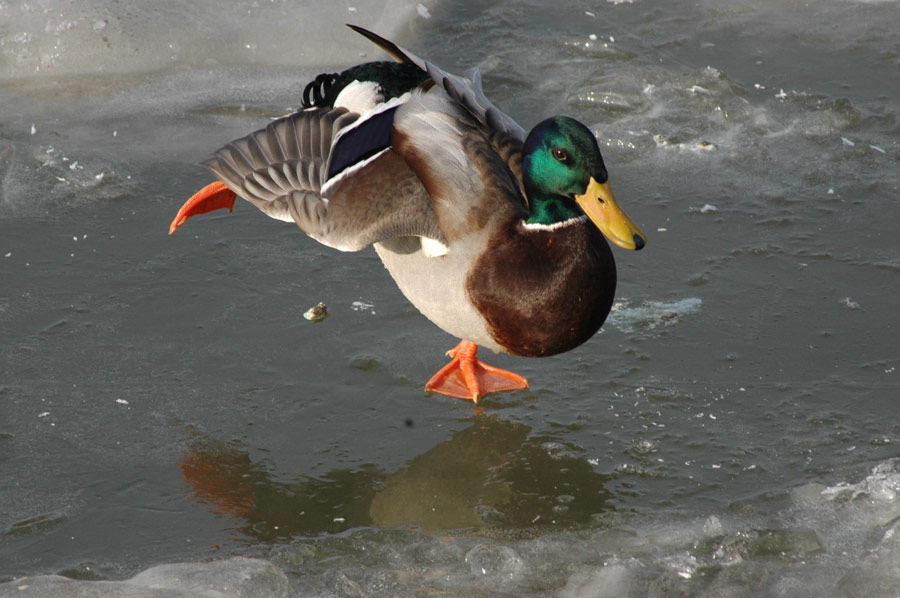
[712,528,823,562]
[559,563,635,598]
[822,458,900,503]
[838,517,900,598]
[465,543,525,581]
[703,515,724,535]
[128,558,290,597]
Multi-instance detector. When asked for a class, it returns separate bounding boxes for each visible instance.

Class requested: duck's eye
[552,147,570,163]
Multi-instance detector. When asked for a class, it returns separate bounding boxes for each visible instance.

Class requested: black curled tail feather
[302,73,340,108]
[301,62,428,111]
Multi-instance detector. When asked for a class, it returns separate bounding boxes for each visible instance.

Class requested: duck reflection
[180,417,614,541]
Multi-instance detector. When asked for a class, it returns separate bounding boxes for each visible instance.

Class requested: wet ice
[2,0,899,595]
[0,558,290,598]
[8,461,900,596]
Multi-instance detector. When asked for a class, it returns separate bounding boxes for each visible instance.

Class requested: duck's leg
[425,340,528,403]
[169,181,237,234]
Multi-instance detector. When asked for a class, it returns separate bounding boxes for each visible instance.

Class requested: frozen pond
[2,0,899,595]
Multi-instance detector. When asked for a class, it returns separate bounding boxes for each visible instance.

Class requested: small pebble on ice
[303,302,328,322]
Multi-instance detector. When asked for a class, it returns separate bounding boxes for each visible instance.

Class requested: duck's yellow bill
[575,177,646,250]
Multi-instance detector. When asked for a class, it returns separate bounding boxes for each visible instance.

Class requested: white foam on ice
[607,297,703,335]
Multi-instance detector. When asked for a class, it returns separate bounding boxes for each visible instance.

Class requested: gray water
[1,0,899,596]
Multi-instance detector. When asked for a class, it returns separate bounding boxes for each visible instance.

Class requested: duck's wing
[349,25,527,142]
[385,87,528,241]
[197,103,446,251]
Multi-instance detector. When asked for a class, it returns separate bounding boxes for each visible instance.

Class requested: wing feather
[275,116,300,161]
[266,164,290,191]
[248,168,285,197]
[282,161,302,190]
[264,123,287,163]
[198,105,442,250]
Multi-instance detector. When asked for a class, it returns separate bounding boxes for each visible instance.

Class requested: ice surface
[559,563,635,598]
[4,457,900,596]
[465,543,526,581]
[819,459,900,521]
[2,0,899,596]
[0,557,289,598]
[0,0,436,78]
[293,460,900,596]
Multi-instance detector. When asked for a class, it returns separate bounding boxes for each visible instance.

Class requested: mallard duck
[170,26,646,404]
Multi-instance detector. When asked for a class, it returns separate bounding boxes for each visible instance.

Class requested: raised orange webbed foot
[169,181,237,234]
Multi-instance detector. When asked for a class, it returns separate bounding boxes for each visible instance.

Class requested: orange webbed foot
[169,181,237,234]
[425,340,528,404]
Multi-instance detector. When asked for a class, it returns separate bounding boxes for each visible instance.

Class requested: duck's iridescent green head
[522,116,646,250]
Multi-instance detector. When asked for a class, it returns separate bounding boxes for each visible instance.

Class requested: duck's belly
[374,235,503,353]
